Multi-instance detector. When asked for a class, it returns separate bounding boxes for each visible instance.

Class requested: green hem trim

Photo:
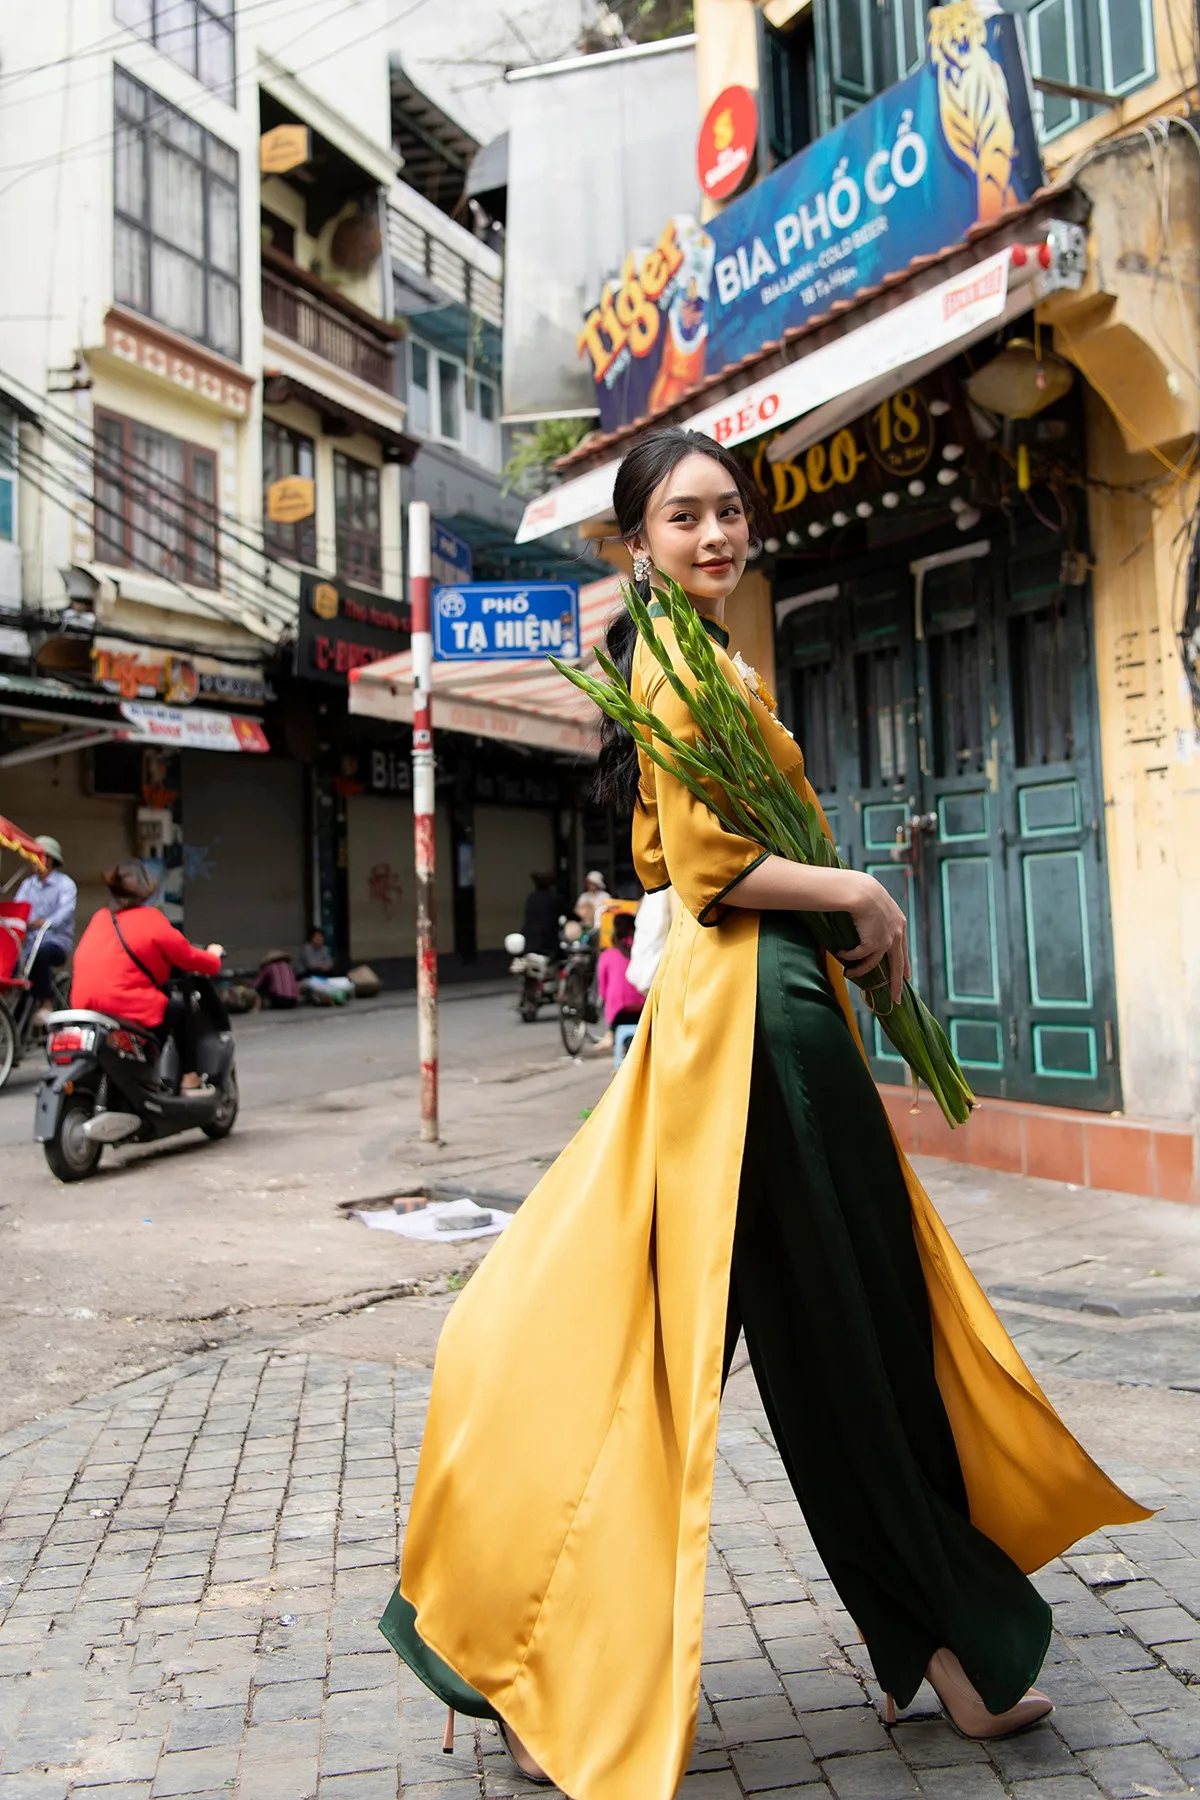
[642,880,672,896]
[647,600,729,649]
[697,851,770,927]
[378,1586,500,1720]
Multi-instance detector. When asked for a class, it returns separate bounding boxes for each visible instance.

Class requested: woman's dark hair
[612,911,637,948]
[592,427,767,813]
[103,859,157,910]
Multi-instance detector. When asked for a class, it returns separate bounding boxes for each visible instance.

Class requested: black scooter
[34,975,238,1182]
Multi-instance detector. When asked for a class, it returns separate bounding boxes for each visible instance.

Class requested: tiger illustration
[929,0,1017,222]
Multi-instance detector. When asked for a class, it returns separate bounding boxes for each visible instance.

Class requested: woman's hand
[206,943,224,959]
[836,872,910,1005]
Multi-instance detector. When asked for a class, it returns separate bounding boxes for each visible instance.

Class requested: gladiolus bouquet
[551,577,976,1127]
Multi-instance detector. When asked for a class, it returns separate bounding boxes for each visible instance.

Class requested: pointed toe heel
[497,1718,554,1787]
[926,1649,1053,1740]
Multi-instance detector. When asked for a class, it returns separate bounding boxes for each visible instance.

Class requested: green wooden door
[775,535,1119,1109]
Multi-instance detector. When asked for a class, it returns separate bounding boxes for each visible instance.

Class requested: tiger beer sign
[576,0,1041,431]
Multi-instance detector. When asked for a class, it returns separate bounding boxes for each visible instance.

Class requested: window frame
[1009,0,1157,143]
[93,406,220,588]
[333,451,383,592]
[0,405,16,546]
[115,0,236,102]
[262,418,317,568]
[113,66,242,361]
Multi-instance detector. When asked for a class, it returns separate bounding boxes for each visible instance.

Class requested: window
[437,357,462,443]
[0,406,15,545]
[261,208,295,261]
[815,0,924,132]
[114,68,241,360]
[479,381,496,423]
[334,452,382,590]
[94,409,219,586]
[263,420,316,567]
[813,0,1156,144]
[1019,0,1156,140]
[115,0,235,101]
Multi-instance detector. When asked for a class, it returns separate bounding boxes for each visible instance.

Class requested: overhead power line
[0,0,436,201]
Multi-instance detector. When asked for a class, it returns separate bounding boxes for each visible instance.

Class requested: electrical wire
[18,437,293,636]
[0,0,341,91]
[0,0,437,200]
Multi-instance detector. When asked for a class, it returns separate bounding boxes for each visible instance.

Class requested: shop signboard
[697,85,758,203]
[576,1,1041,428]
[91,640,270,706]
[433,582,580,662]
[120,702,269,752]
[738,376,978,537]
[296,574,411,685]
[431,520,473,588]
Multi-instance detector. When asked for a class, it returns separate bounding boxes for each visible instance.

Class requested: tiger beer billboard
[576,0,1042,429]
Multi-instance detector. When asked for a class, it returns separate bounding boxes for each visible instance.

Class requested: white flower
[731,651,760,696]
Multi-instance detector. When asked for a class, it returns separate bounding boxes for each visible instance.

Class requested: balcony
[388,186,503,326]
[261,250,401,395]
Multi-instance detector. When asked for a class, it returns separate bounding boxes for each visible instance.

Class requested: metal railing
[261,266,395,393]
[387,207,503,326]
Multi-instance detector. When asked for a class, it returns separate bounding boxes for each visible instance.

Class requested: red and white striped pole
[409,500,438,1143]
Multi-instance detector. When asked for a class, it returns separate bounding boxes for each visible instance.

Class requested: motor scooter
[34,974,238,1182]
[505,923,568,1022]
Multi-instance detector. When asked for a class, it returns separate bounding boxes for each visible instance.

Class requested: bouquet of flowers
[551,577,976,1128]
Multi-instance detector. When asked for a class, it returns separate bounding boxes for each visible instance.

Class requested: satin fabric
[390,614,1149,1800]
[731,913,1052,1714]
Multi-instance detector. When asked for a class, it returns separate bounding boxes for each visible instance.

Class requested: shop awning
[347,574,622,755]
[516,193,1086,543]
[0,673,269,766]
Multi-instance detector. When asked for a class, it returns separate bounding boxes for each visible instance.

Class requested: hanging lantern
[965,334,1074,491]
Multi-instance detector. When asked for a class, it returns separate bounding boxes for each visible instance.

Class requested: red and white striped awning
[347,573,622,755]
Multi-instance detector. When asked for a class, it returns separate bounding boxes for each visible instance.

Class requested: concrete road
[0,988,610,1432]
[0,982,558,1147]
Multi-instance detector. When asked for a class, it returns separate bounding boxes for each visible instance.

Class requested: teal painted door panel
[774,527,1119,1110]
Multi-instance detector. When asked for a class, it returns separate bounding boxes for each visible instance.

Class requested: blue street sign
[433,581,580,662]
[431,519,473,587]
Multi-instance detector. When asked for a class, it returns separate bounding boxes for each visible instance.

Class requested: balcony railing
[388,205,503,326]
[262,260,397,394]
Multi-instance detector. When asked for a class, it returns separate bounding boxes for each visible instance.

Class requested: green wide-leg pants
[727,913,1050,1713]
[380,912,1052,1720]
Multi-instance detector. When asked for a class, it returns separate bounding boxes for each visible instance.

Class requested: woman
[71,861,223,1087]
[593,909,645,1066]
[380,428,1147,1799]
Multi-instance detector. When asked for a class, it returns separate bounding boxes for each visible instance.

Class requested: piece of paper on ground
[351,1199,512,1243]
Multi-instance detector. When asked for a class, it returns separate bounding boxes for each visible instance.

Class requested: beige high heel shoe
[442,1708,554,1785]
[885,1648,1053,1739]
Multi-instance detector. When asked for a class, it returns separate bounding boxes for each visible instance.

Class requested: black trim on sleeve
[696,851,770,928]
[641,881,672,896]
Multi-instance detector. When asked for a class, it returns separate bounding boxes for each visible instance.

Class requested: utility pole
[409,501,438,1142]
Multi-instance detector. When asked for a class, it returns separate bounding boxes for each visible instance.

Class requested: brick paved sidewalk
[1,1347,1198,1800]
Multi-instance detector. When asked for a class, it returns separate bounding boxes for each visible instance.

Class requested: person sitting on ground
[70,860,223,1091]
[593,910,645,1062]
[573,869,611,931]
[297,928,356,1005]
[15,835,77,1026]
[522,870,568,957]
[253,949,301,1009]
[299,927,333,978]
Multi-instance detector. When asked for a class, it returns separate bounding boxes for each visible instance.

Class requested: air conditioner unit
[0,541,21,610]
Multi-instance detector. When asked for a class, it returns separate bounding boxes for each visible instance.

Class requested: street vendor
[15,835,77,1026]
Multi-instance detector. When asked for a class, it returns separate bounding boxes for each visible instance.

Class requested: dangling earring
[632,554,651,584]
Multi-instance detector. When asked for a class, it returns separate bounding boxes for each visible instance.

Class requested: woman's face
[629,451,751,610]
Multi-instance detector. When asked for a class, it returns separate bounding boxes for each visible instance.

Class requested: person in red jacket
[71,861,224,1090]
